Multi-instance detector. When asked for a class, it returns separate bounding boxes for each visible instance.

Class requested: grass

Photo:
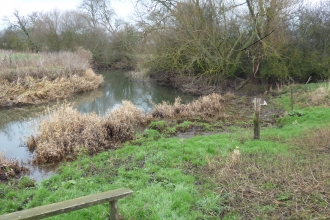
[0,49,104,107]
[1,82,330,219]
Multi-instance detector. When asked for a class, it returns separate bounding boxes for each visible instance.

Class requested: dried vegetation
[0,151,29,181]
[204,128,330,219]
[306,82,330,106]
[27,101,149,164]
[0,49,103,107]
[27,93,234,164]
[152,93,227,120]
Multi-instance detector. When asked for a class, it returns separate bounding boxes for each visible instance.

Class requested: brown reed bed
[151,93,225,120]
[0,151,29,181]
[27,101,149,164]
[0,49,104,107]
[0,49,91,81]
[27,93,234,164]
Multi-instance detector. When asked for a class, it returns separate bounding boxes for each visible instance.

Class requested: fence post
[253,98,261,140]
[291,88,294,111]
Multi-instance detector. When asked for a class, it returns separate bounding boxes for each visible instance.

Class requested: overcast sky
[0,0,323,29]
[0,0,134,29]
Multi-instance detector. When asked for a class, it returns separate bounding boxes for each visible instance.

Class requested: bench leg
[109,200,118,220]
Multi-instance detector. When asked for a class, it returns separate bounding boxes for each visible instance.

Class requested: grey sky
[0,0,322,30]
[0,0,134,29]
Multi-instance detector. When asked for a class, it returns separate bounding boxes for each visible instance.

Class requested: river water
[0,71,195,181]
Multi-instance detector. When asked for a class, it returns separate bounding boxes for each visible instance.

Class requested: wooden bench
[0,188,133,220]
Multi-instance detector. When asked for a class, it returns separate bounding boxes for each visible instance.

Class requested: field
[0,49,104,107]
[1,82,330,219]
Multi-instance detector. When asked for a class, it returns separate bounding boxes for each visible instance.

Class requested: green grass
[1,82,330,219]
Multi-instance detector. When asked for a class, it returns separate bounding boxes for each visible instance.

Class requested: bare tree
[79,0,117,33]
[244,0,299,83]
[4,10,40,52]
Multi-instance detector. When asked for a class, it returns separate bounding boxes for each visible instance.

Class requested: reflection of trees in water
[0,110,37,141]
[75,71,196,115]
[26,162,61,182]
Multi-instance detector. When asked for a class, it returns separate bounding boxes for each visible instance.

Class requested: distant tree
[0,28,26,50]
[79,0,117,33]
[3,10,41,52]
[286,0,330,82]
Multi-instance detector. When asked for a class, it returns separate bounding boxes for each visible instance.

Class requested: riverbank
[0,151,29,181]
[1,82,330,219]
[0,50,104,107]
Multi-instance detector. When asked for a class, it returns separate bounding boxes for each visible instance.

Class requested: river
[0,71,195,181]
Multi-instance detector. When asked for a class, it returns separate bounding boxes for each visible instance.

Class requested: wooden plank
[0,188,133,220]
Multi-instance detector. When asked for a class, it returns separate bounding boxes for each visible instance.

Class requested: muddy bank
[150,72,274,96]
[0,152,29,182]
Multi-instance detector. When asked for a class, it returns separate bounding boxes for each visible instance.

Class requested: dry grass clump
[28,104,107,164]
[0,151,29,181]
[205,151,330,219]
[292,127,330,154]
[28,101,148,164]
[151,93,225,120]
[0,48,92,81]
[0,68,103,107]
[306,82,330,106]
[103,101,149,144]
[0,49,103,107]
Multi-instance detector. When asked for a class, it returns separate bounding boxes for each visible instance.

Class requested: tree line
[0,0,329,85]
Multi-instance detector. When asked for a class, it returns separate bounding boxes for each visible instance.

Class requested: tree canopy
[0,0,329,84]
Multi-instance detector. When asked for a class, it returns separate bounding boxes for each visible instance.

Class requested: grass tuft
[151,93,225,120]
[28,101,148,164]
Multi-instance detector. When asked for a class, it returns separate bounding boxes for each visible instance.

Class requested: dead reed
[0,48,91,81]
[0,151,29,181]
[0,49,103,107]
[151,93,225,121]
[0,68,103,107]
[27,101,148,164]
[27,93,229,164]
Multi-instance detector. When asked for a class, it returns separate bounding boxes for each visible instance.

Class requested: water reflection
[74,71,194,115]
[0,71,196,181]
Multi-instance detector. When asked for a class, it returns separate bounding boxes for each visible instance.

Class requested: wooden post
[253,98,261,140]
[109,200,118,220]
[290,88,294,111]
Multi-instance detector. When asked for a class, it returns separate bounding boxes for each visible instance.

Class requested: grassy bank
[0,49,104,107]
[1,83,330,219]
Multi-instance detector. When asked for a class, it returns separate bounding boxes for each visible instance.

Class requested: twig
[305,76,312,84]
[241,30,275,51]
